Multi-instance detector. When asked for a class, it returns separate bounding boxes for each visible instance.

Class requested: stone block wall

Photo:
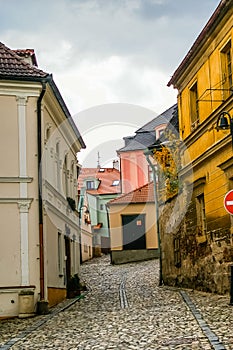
[160,192,233,294]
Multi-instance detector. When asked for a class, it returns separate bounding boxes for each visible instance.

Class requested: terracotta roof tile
[12,49,38,67]
[78,167,121,195]
[108,182,154,205]
[0,42,48,79]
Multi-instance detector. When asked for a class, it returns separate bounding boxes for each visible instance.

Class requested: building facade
[0,43,85,317]
[159,0,233,294]
[108,182,159,264]
[118,105,176,193]
[78,167,121,257]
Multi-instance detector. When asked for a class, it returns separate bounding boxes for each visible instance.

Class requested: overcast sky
[1,0,220,166]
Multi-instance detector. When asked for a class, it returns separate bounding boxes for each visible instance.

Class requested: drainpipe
[37,81,46,303]
[144,151,163,286]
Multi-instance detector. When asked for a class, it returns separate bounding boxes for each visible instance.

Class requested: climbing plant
[153,130,181,202]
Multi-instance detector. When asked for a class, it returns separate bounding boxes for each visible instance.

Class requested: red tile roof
[0,42,48,78]
[108,182,154,205]
[78,168,121,195]
[0,42,86,149]
[12,49,38,67]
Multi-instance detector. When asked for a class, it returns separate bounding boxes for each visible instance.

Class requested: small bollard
[230,265,233,305]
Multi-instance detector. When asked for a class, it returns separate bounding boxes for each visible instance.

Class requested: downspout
[37,81,46,302]
[145,151,163,286]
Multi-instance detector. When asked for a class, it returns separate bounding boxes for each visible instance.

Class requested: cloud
[0,0,220,165]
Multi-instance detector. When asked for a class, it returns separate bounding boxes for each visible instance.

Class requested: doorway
[122,214,146,250]
[65,236,71,286]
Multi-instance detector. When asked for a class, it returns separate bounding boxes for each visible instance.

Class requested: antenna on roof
[97,152,101,168]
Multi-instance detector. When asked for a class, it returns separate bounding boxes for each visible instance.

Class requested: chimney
[113,159,119,170]
[123,136,134,147]
[13,49,38,67]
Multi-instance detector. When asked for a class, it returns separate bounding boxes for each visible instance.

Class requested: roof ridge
[0,42,49,78]
[136,103,177,133]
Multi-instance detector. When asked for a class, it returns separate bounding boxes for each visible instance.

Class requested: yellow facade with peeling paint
[161,1,233,294]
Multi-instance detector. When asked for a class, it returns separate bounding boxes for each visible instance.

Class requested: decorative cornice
[181,97,233,150]
[193,176,206,188]
[180,135,231,177]
[44,199,79,230]
[0,198,33,212]
[0,177,33,183]
[16,95,28,106]
[43,179,66,202]
[18,199,32,213]
[218,156,233,171]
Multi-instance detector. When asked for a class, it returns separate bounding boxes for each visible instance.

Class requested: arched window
[70,161,74,198]
[55,142,61,191]
[44,123,52,145]
[63,154,69,197]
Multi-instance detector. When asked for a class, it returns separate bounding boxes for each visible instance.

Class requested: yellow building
[160,0,233,293]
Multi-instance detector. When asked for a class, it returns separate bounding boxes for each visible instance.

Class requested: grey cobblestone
[0,255,232,349]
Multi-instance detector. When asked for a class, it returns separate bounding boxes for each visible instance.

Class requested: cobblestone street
[1,255,233,349]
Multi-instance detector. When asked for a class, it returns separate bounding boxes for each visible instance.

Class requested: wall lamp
[216,111,233,147]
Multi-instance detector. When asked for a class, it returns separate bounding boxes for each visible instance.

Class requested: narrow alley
[1,255,232,350]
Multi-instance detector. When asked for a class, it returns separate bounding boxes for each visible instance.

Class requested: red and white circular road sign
[224,190,233,215]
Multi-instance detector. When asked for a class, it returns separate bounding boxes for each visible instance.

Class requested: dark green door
[122,214,146,250]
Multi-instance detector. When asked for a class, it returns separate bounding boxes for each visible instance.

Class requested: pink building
[118,104,177,193]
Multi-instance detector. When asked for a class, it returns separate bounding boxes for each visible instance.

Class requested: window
[44,124,51,145]
[158,129,164,137]
[196,193,207,236]
[221,41,232,100]
[63,155,69,197]
[56,142,61,191]
[190,81,199,130]
[86,180,94,189]
[112,180,120,186]
[100,204,105,210]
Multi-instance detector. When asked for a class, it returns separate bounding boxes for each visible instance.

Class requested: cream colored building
[0,43,85,317]
[108,182,159,264]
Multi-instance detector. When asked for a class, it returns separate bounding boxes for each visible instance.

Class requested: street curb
[180,290,226,350]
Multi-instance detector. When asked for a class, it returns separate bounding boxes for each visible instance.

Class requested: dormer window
[86,180,94,189]
[112,180,120,186]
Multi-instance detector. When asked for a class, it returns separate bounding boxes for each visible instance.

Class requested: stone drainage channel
[0,285,226,350]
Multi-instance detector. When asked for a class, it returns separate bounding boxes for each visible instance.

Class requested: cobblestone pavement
[0,255,233,349]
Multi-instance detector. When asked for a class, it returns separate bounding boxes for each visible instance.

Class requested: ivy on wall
[152,131,181,202]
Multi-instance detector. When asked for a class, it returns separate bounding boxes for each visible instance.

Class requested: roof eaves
[48,78,86,149]
[167,0,231,87]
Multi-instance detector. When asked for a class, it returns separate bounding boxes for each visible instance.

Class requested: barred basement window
[196,194,206,234]
[174,237,181,268]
